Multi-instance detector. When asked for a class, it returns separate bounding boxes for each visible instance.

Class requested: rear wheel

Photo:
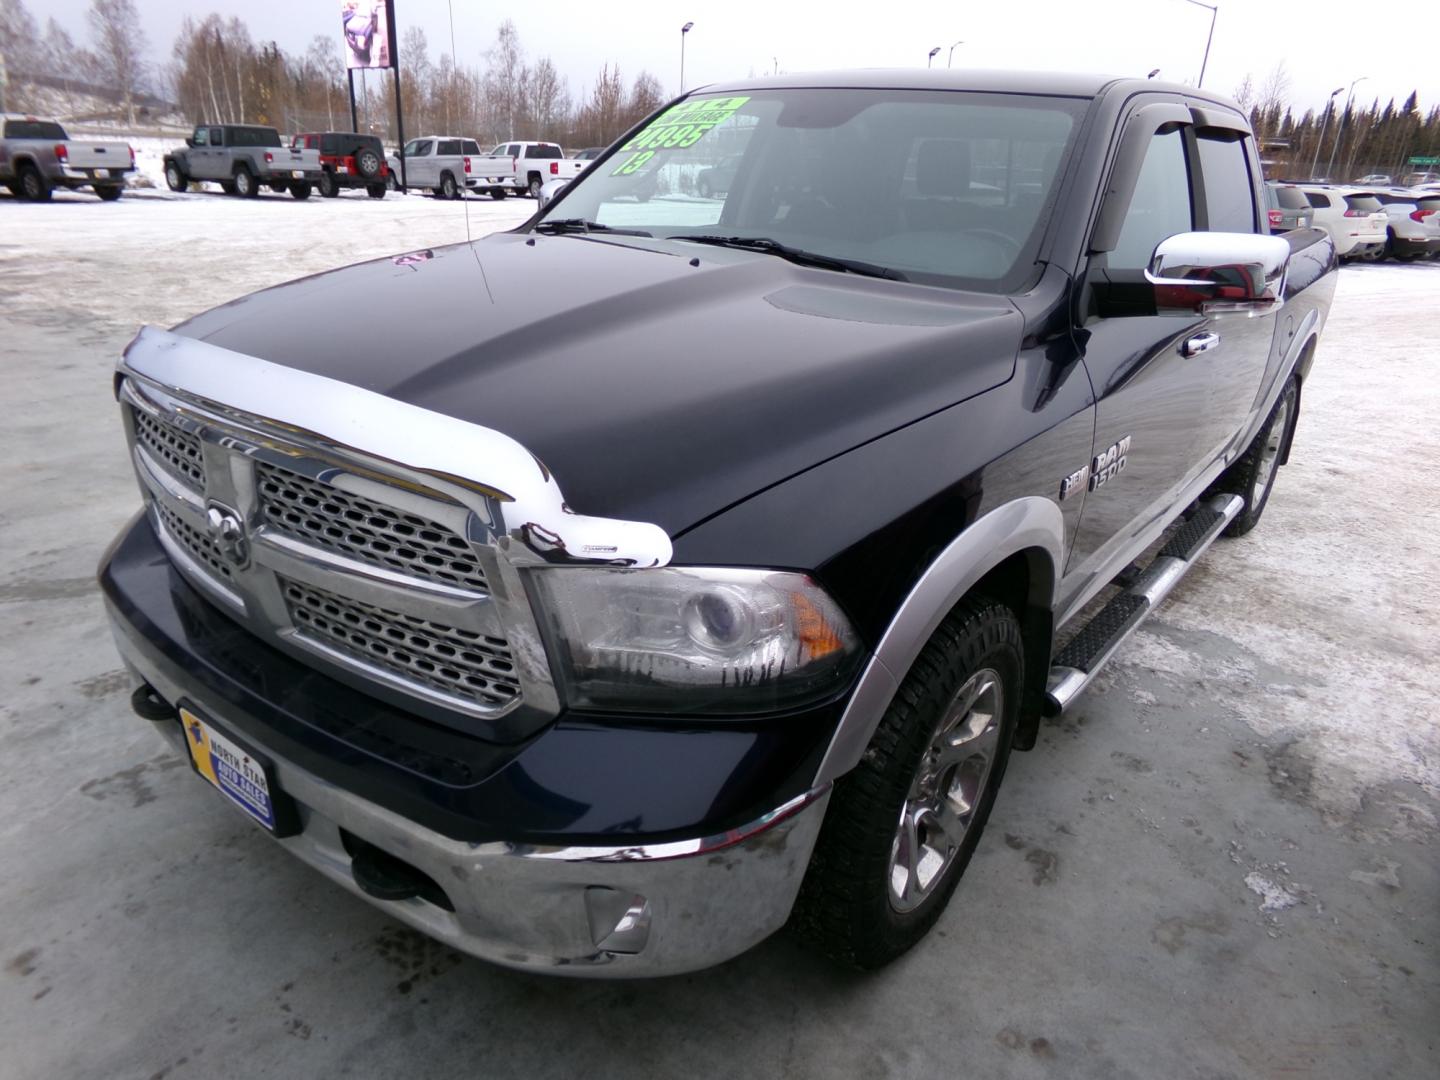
[232,168,258,198]
[1212,376,1298,537]
[698,177,713,198]
[367,183,386,199]
[318,170,339,198]
[290,181,312,200]
[94,185,123,201]
[164,162,188,192]
[790,600,1022,970]
[527,174,543,199]
[270,180,290,194]
[440,173,458,200]
[19,164,51,202]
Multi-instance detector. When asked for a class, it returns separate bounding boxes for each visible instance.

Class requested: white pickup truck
[472,141,584,199]
[0,115,134,201]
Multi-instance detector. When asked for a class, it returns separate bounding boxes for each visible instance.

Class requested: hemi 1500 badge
[1058,436,1131,500]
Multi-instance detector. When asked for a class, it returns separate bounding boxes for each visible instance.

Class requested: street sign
[1409,155,1440,165]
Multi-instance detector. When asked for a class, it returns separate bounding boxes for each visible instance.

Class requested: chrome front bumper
[118,639,830,978]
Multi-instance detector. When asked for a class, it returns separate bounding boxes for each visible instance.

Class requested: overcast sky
[39,0,1440,117]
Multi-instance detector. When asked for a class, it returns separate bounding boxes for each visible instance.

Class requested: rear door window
[1305,191,1331,208]
[461,140,480,155]
[438,139,461,156]
[1111,129,1194,269]
[527,144,562,159]
[1196,133,1257,232]
[1344,194,1382,213]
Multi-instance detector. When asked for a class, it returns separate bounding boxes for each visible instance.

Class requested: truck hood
[173,233,1021,535]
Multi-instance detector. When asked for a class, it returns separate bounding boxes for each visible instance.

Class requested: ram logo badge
[1089,436,1131,491]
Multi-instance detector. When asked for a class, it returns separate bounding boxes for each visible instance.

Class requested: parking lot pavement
[1,192,1436,1079]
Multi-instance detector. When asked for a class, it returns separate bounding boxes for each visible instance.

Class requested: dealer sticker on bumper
[181,706,278,830]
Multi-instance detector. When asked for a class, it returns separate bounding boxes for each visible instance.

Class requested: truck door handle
[1181,331,1220,358]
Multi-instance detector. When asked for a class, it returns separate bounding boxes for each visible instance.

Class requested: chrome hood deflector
[120,325,673,569]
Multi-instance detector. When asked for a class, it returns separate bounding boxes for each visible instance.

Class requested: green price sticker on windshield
[611,96,751,176]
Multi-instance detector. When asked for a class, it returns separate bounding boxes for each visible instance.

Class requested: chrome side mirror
[1146,232,1290,315]
[538,178,570,209]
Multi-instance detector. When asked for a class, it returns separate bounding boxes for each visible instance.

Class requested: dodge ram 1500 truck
[1,115,134,201]
[100,70,1337,977]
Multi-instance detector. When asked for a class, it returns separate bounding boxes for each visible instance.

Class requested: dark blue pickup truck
[100,69,1336,976]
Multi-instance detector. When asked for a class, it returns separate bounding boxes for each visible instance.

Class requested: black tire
[440,173,458,200]
[387,172,400,191]
[19,164,52,202]
[318,170,339,198]
[219,180,237,195]
[1211,376,1298,537]
[233,168,258,198]
[698,177,712,198]
[527,174,542,198]
[790,599,1023,970]
[367,183,386,199]
[270,180,290,194]
[490,186,507,199]
[94,185,123,201]
[356,148,381,179]
[164,162,189,193]
[290,181,313,200]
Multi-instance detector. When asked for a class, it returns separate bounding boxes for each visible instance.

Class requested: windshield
[536,88,1084,291]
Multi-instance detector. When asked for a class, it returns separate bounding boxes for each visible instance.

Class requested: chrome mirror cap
[1145,231,1290,315]
[538,178,570,209]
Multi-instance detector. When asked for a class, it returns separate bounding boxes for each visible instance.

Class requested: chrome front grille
[155,501,233,581]
[280,577,522,709]
[256,462,489,592]
[131,406,205,492]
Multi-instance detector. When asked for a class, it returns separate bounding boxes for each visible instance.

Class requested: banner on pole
[341,0,395,70]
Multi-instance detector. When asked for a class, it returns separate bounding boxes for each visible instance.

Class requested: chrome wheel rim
[888,668,1004,913]
[1255,393,1291,496]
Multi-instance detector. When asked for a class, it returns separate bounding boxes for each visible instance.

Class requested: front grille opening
[256,462,489,592]
[131,406,205,492]
[281,577,522,710]
[156,502,232,580]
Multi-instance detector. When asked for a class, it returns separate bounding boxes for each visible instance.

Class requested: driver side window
[1111,129,1193,270]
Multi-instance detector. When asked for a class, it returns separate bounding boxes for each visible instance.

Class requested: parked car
[1297,185,1389,259]
[573,147,606,162]
[1354,173,1393,185]
[102,70,1337,978]
[165,124,323,199]
[1263,182,1312,232]
[292,132,389,199]
[0,115,133,201]
[472,141,584,198]
[1401,171,1440,186]
[696,154,743,199]
[387,136,482,198]
[1372,189,1440,260]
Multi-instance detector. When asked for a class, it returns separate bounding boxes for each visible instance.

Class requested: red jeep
[291,132,389,198]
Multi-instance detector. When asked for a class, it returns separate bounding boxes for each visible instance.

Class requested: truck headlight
[527,567,862,714]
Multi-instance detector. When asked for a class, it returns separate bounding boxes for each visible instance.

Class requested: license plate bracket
[179,704,300,836]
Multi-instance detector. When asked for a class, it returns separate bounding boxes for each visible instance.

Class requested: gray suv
[164,124,323,199]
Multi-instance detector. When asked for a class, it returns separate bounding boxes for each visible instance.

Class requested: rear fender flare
[814,496,1065,785]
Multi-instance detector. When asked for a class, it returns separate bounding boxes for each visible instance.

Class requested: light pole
[679,22,693,93]
[1181,0,1218,87]
[1310,87,1344,180]
[947,40,964,68]
[1325,75,1368,181]
[927,47,940,68]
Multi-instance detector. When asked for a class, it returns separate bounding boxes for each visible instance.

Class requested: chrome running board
[1044,493,1244,715]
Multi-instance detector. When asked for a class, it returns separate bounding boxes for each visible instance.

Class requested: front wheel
[1212,376,1298,537]
[19,165,52,202]
[790,599,1023,970]
[490,186,507,200]
[387,172,400,191]
[164,162,188,192]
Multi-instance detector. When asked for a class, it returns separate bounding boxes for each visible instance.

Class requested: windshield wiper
[676,235,906,281]
[533,218,652,237]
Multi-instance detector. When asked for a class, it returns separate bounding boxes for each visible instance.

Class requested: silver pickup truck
[0,115,134,201]
[164,124,323,199]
